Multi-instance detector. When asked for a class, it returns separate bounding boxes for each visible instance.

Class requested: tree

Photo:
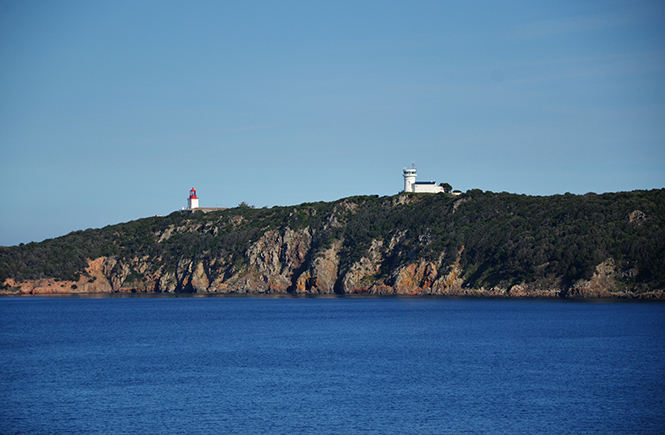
[439,183,452,193]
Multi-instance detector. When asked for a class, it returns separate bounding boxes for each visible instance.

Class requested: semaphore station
[402,165,456,194]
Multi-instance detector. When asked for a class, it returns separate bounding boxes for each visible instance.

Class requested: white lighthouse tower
[187,188,199,210]
[403,166,417,192]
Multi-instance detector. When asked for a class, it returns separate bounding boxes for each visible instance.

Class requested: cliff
[2,190,664,298]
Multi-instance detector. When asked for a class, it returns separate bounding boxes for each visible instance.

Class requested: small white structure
[402,166,445,193]
[187,188,199,210]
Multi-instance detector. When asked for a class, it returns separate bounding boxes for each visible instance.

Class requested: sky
[1,0,664,246]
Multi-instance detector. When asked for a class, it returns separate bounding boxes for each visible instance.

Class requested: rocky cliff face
[4,230,661,299]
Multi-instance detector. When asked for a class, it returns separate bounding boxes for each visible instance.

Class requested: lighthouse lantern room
[187,188,199,210]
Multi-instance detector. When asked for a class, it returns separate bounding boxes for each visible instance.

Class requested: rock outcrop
[3,257,114,295]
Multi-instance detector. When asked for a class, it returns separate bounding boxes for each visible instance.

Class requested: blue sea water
[1,296,664,434]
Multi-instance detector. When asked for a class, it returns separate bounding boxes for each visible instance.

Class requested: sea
[1,295,664,435]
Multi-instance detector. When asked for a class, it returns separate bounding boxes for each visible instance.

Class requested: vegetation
[1,189,663,292]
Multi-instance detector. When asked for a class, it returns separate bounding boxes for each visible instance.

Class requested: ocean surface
[1,296,664,435]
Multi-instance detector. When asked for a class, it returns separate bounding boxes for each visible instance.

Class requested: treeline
[1,189,664,292]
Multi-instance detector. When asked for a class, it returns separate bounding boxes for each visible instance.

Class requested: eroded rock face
[3,257,114,295]
[391,261,438,294]
[245,228,311,293]
[293,241,342,294]
[430,262,464,295]
[309,242,341,293]
[341,240,384,294]
[191,262,210,293]
[567,259,618,298]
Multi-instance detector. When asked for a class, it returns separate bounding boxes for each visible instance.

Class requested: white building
[402,166,445,193]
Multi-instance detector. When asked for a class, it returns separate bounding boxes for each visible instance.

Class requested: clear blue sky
[1,0,664,246]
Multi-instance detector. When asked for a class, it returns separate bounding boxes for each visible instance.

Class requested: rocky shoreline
[3,255,662,299]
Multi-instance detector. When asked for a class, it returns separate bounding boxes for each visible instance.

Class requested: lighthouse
[187,188,199,210]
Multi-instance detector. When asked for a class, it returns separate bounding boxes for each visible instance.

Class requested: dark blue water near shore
[1,296,664,434]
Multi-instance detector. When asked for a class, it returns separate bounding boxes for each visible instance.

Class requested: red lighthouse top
[189,188,197,199]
